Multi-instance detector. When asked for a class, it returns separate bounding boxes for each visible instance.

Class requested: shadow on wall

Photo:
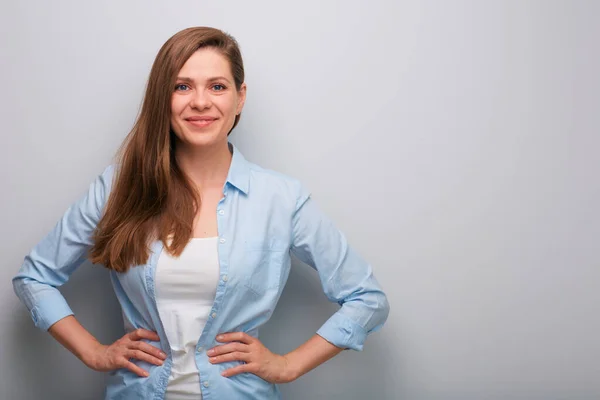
[262,257,396,400]
[7,260,123,400]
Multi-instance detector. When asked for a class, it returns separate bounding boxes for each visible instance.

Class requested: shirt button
[222,275,228,282]
[211,312,217,318]
[203,381,210,388]
[219,238,226,244]
[218,209,225,215]
[197,346,203,352]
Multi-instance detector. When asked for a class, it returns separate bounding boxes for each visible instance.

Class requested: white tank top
[155,237,220,400]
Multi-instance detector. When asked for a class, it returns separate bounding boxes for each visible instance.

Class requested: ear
[236,83,247,115]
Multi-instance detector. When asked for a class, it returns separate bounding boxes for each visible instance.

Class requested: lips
[185,116,217,128]
[186,116,217,121]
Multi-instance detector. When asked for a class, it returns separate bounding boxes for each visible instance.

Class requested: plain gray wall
[1,1,599,399]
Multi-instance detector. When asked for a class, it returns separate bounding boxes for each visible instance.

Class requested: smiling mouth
[185,118,217,128]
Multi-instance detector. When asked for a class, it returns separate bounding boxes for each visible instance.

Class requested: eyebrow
[176,76,232,84]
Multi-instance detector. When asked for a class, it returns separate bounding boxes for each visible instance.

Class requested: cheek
[169,104,184,136]
[169,112,180,131]
[170,96,186,117]
[170,100,185,128]
[215,96,239,116]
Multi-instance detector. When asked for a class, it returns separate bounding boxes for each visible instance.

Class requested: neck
[175,139,232,191]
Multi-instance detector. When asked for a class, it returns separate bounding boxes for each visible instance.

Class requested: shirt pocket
[241,239,287,296]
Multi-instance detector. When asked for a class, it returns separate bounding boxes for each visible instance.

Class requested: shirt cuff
[316,311,368,351]
[31,294,74,331]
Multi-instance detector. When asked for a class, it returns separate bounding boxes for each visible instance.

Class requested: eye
[175,83,190,91]
[212,84,227,91]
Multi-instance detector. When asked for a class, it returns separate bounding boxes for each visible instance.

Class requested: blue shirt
[13,144,390,400]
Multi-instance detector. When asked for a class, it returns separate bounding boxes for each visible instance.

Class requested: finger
[209,351,251,365]
[221,363,256,378]
[123,360,150,378]
[127,349,164,366]
[208,342,249,357]
[129,328,160,342]
[216,332,254,344]
[132,341,168,360]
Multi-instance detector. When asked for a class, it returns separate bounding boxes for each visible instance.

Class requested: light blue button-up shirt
[13,144,390,399]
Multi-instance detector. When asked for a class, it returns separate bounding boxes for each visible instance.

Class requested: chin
[180,129,226,148]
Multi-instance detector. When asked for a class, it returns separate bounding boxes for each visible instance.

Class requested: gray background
[1,1,599,399]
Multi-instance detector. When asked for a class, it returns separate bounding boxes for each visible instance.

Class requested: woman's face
[170,47,246,150]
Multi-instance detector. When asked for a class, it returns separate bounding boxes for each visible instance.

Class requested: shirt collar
[225,142,250,194]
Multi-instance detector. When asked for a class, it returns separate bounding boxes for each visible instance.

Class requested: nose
[190,89,212,110]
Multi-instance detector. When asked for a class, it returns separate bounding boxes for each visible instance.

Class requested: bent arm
[282,334,344,381]
[12,166,114,330]
[290,187,390,352]
[48,315,104,367]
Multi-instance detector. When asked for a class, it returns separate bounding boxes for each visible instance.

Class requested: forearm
[283,334,344,381]
[48,315,102,366]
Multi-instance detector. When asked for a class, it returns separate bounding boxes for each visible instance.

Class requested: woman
[13,27,389,399]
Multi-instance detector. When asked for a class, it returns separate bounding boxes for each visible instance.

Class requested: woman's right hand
[84,328,167,377]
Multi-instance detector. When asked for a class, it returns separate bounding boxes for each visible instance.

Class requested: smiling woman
[170,48,246,148]
[12,26,389,400]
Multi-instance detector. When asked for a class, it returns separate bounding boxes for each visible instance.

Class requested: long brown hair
[89,27,245,273]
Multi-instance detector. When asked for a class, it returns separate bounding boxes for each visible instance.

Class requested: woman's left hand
[208,332,297,383]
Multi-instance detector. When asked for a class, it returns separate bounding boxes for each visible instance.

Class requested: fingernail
[217,335,224,340]
[160,352,167,358]
[207,349,215,356]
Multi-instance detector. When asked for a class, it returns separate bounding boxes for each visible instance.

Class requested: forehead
[178,47,233,81]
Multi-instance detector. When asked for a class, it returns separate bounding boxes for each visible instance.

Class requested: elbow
[12,254,33,301]
[371,289,390,332]
[12,258,39,305]
[345,286,390,334]
[12,274,25,301]
[380,291,390,326]
[12,273,34,309]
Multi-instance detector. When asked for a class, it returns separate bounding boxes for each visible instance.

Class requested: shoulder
[89,164,117,212]
[97,164,117,196]
[245,161,311,209]
[247,161,301,190]
[100,164,116,186]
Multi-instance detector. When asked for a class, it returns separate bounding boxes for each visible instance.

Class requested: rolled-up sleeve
[290,186,390,351]
[12,165,114,331]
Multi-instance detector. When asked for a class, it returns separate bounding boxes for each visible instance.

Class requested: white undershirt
[155,237,220,400]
